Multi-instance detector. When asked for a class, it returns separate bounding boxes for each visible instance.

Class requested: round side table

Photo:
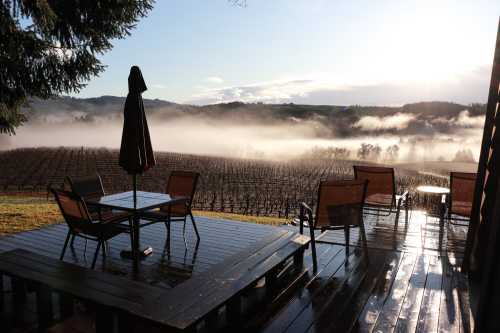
[416,185,450,250]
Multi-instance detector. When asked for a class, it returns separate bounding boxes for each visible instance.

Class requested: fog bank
[0,98,485,162]
[1,117,482,162]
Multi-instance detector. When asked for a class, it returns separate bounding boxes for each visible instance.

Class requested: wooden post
[474,175,500,332]
[226,297,242,325]
[95,305,114,333]
[0,273,3,312]
[117,311,135,333]
[58,292,74,320]
[12,277,26,322]
[293,247,305,268]
[266,268,278,295]
[206,309,219,331]
[465,19,500,331]
[463,19,500,272]
[36,284,53,332]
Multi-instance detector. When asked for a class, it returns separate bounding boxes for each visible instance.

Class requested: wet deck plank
[0,211,472,333]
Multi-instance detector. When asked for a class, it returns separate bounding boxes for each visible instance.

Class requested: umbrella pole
[132,173,139,268]
[133,173,137,209]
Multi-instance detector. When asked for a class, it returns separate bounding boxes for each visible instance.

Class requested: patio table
[87,190,188,271]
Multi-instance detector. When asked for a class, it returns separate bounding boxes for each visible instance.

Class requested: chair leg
[344,225,350,257]
[309,224,317,272]
[166,220,171,241]
[164,220,171,248]
[60,230,72,260]
[70,234,76,248]
[83,239,88,258]
[359,221,369,258]
[405,199,409,224]
[182,218,188,249]
[394,202,401,230]
[102,241,107,257]
[164,226,172,262]
[189,212,200,241]
[92,241,102,269]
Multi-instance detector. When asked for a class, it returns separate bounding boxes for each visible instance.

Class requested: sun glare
[363,5,488,86]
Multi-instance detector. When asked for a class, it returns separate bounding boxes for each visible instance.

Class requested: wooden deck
[0,211,473,332]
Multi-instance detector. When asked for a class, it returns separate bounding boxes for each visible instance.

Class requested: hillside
[20,97,486,140]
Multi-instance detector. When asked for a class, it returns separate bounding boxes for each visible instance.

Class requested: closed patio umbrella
[119,66,155,206]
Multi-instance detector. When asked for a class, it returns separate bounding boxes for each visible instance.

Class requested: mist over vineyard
[0,97,485,163]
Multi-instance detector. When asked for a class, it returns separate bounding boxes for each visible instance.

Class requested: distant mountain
[23,96,483,118]
[84,95,177,109]
[23,95,177,114]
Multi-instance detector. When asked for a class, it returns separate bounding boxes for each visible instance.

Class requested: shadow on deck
[0,210,473,332]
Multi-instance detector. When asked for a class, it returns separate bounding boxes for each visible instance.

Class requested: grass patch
[0,196,60,236]
[0,195,288,236]
[192,210,288,226]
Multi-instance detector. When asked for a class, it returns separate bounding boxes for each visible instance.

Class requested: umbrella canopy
[119,66,155,175]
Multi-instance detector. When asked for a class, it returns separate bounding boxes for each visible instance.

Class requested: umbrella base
[120,246,153,259]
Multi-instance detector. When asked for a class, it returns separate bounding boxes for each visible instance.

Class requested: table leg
[439,214,444,251]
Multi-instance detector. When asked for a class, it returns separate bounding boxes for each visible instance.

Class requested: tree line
[302,144,476,163]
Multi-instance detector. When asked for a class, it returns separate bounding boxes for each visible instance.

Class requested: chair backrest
[315,179,368,228]
[66,174,105,201]
[450,172,477,216]
[165,171,200,209]
[353,165,395,206]
[51,188,92,231]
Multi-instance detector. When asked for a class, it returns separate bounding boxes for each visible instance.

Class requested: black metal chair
[65,174,133,248]
[142,171,200,247]
[51,188,131,269]
[299,179,369,271]
[353,165,410,229]
[65,174,105,222]
[65,174,105,200]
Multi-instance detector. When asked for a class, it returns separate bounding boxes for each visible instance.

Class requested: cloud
[205,76,224,84]
[186,65,490,106]
[353,113,417,131]
[189,78,327,104]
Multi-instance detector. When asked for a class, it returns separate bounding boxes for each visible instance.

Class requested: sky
[76,0,500,106]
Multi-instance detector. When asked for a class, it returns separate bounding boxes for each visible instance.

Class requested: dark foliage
[0,0,154,134]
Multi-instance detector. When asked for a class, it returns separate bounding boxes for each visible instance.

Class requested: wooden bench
[0,230,309,332]
[143,230,309,331]
[0,248,165,332]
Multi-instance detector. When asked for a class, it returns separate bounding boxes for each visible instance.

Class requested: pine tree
[0,0,154,134]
